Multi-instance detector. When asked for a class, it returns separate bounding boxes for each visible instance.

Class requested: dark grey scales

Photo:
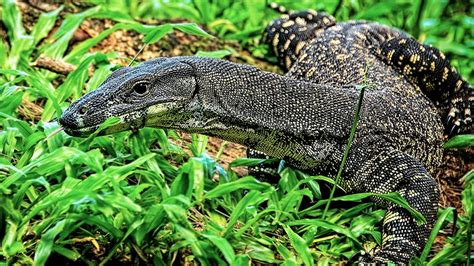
[60,3,473,264]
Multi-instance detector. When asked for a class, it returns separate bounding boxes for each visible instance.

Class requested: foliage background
[0,0,472,265]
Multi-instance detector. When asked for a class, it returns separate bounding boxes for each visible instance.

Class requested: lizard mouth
[62,121,137,137]
[61,124,101,137]
[59,111,102,137]
[60,97,183,137]
[60,104,147,137]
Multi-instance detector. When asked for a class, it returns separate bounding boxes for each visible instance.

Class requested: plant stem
[322,85,366,219]
[413,0,425,38]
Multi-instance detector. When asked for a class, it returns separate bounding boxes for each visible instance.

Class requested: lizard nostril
[59,113,78,129]
[79,107,88,115]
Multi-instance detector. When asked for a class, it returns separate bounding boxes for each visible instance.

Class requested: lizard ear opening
[190,76,200,99]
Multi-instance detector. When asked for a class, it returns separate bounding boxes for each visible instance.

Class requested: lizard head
[60,57,198,137]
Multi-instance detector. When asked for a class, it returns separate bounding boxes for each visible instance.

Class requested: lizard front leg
[246,149,281,182]
[343,149,439,263]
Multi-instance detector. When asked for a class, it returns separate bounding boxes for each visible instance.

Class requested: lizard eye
[132,82,148,95]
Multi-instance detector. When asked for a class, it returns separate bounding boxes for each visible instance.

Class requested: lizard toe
[355,248,399,265]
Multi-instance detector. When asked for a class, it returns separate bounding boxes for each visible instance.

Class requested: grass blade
[205,176,271,199]
[282,224,314,266]
[419,207,456,261]
[322,85,366,219]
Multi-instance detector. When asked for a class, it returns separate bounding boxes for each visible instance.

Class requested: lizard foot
[445,86,473,135]
[246,149,281,182]
[356,247,412,265]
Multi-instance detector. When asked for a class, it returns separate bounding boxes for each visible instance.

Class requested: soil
[12,0,473,258]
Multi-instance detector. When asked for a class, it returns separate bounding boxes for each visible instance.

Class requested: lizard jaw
[60,102,183,137]
[61,118,144,137]
[62,123,100,137]
[60,109,146,137]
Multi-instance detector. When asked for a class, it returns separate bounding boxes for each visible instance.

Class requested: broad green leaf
[0,39,7,68]
[52,245,81,261]
[206,176,271,198]
[2,0,25,41]
[86,63,115,92]
[444,134,474,149]
[34,219,68,266]
[65,22,149,63]
[42,6,101,59]
[30,7,63,45]
[196,49,232,58]
[202,234,235,263]
[287,219,361,244]
[225,190,265,235]
[312,192,426,225]
[193,0,215,24]
[1,210,24,257]
[419,207,456,261]
[7,34,34,69]
[275,243,298,263]
[170,163,194,199]
[143,24,173,44]
[189,134,208,156]
[282,224,314,266]
[0,85,23,115]
[174,23,213,38]
[229,157,279,168]
[190,158,205,203]
[57,54,95,101]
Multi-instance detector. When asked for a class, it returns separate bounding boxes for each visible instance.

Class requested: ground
[12,0,473,257]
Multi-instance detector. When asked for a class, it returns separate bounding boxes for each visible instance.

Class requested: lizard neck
[191,58,358,137]
[145,58,359,168]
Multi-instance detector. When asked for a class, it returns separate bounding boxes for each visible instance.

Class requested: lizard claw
[445,115,453,128]
[448,123,460,136]
[444,108,459,136]
[354,247,403,265]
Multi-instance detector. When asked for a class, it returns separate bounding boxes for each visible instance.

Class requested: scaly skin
[264,8,473,134]
[60,56,440,263]
[60,10,472,264]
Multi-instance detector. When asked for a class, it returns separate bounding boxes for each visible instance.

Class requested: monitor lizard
[59,7,473,264]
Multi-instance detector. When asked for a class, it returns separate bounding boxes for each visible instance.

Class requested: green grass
[0,0,473,265]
